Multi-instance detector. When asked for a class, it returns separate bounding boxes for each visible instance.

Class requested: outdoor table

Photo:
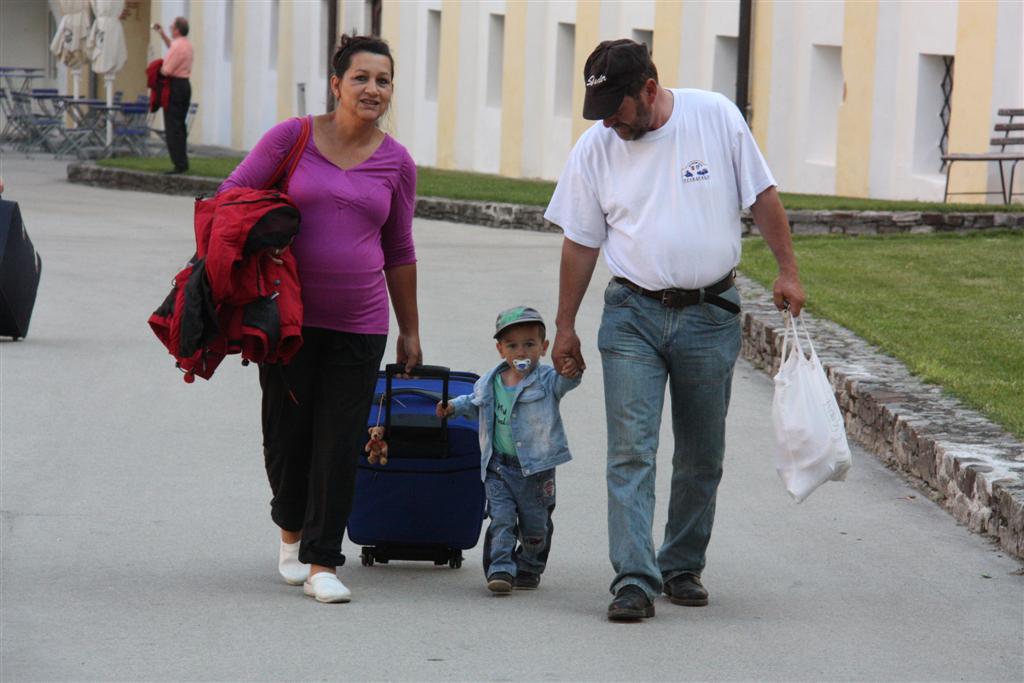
[31,92,68,119]
[60,99,110,158]
[0,68,45,95]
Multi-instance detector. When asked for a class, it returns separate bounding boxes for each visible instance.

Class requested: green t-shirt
[492,374,517,456]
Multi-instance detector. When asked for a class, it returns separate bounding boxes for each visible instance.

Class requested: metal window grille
[939,56,954,171]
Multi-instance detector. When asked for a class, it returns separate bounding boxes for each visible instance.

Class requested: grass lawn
[97,155,241,180]
[96,156,1023,213]
[740,230,1024,438]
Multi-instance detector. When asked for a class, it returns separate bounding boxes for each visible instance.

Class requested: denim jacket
[449,362,581,480]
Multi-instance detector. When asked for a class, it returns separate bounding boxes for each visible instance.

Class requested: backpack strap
[264,116,312,192]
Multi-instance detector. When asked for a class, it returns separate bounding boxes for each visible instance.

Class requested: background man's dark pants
[164,78,191,171]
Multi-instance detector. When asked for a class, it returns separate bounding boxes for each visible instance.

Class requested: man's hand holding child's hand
[560,357,582,379]
[435,402,454,418]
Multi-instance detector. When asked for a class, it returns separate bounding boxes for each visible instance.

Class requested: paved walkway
[1,157,1021,682]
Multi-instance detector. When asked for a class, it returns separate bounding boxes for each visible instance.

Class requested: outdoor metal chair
[105,102,152,157]
[185,102,199,135]
[0,88,18,143]
[9,91,67,153]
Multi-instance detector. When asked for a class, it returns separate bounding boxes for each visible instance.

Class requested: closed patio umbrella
[49,0,93,98]
[86,0,127,147]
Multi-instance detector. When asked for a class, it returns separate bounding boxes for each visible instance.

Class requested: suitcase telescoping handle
[383,364,451,447]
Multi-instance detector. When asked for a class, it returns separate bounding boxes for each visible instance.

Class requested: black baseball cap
[582,39,652,120]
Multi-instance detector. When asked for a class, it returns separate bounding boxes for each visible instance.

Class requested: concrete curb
[67,163,1024,234]
[737,275,1024,559]
[66,162,1024,557]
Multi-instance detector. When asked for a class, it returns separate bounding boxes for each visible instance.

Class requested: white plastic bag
[770,312,851,502]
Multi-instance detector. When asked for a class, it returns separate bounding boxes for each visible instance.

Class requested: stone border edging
[67,162,222,197]
[66,163,1024,234]
[736,274,1023,559]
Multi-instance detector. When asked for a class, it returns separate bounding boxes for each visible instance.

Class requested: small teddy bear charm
[365,425,388,465]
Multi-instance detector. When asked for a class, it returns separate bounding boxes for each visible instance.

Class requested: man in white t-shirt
[545,39,805,621]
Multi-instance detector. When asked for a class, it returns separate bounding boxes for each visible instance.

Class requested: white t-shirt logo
[683,160,710,183]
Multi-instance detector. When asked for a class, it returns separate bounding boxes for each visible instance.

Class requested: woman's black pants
[259,328,386,567]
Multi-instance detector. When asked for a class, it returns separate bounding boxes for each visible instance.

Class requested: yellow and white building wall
[8,0,1024,203]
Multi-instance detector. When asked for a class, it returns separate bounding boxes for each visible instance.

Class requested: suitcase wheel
[448,551,462,569]
[361,548,374,567]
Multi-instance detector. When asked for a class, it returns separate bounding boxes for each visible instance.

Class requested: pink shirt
[220,116,418,335]
[160,37,193,78]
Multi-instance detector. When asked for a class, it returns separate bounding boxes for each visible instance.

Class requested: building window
[487,13,505,107]
[806,44,842,165]
[370,0,382,37]
[631,28,652,53]
[914,53,953,175]
[555,22,574,117]
[269,0,280,71]
[425,9,441,102]
[224,0,234,62]
[712,36,738,102]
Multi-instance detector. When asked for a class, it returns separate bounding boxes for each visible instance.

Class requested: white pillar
[71,68,81,100]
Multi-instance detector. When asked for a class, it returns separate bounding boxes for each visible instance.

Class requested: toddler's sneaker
[487,572,513,594]
[513,572,540,590]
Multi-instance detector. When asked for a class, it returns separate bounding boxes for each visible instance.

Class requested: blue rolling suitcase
[348,364,485,568]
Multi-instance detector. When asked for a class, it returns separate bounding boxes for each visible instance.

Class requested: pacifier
[512,358,532,373]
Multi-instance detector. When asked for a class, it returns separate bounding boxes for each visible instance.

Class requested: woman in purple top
[220,35,420,604]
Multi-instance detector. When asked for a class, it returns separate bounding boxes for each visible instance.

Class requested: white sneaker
[278,540,309,586]
[303,572,352,603]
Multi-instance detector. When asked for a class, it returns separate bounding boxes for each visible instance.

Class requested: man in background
[152,17,192,174]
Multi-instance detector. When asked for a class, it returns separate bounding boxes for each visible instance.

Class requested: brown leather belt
[612,270,739,314]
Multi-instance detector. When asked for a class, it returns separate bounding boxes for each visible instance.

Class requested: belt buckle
[660,289,682,307]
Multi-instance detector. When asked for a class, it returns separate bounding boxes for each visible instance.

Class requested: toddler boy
[437,306,581,593]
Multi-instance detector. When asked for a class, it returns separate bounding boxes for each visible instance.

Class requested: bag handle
[780,311,816,363]
[383,364,452,455]
[264,116,311,192]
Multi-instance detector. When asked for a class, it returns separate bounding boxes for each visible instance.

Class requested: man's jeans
[482,452,556,578]
[597,278,741,598]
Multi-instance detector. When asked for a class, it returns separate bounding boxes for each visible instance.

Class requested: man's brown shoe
[607,585,655,621]
[663,572,709,606]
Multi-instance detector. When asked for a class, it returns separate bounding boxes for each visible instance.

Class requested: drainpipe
[327,0,338,112]
[736,0,753,123]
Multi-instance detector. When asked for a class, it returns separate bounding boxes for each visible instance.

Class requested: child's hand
[561,357,582,378]
[435,401,454,418]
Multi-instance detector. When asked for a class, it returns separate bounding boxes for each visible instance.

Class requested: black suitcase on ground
[0,199,42,340]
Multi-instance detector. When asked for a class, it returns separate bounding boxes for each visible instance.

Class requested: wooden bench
[942,108,1023,204]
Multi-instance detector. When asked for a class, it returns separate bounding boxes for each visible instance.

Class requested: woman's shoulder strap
[265,116,312,191]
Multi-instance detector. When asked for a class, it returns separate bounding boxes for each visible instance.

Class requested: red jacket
[146,58,171,113]
[149,189,304,381]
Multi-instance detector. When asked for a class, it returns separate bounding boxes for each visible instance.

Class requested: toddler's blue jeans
[482,451,556,579]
